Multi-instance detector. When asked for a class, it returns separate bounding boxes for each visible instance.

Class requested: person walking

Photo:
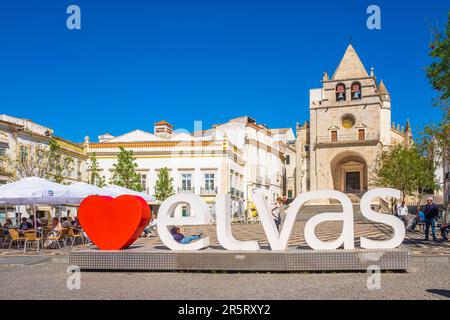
[424,196,439,241]
[396,201,409,229]
[271,197,284,232]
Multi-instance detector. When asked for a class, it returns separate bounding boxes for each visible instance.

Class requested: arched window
[351,82,362,100]
[336,83,346,101]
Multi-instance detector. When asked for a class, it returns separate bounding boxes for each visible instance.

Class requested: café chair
[8,229,25,251]
[46,229,67,251]
[66,228,83,247]
[23,230,43,253]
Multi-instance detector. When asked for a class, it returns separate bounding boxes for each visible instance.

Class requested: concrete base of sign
[69,246,410,272]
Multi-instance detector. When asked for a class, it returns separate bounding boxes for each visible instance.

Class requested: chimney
[154,120,174,138]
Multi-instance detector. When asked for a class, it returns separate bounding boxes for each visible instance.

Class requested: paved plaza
[1,211,449,257]
[0,255,448,300]
[0,210,448,300]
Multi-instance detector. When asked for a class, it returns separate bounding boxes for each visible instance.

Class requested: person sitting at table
[19,217,33,231]
[2,219,13,236]
[27,215,34,227]
[170,226,203,244]
[13,215,20,228]
[3,219,13,228]
[50,218,62,233]
[44,218,63,248]
[72,216,80,228]
[61,217,72,228]
[38,218,47,227]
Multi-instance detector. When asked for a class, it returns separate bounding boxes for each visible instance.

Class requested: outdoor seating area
[0,177,155,254]
[0,226,87,253]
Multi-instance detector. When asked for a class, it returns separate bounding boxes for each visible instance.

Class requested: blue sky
[0,0,448,142]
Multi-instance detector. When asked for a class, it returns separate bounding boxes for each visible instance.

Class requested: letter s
[360,188,405,249]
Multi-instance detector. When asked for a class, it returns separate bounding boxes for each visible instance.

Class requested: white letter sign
[360,188,405,249]
[253,190,354,250]
[303,190,354,250]
[216,194,260,251]
[156,188,405,251]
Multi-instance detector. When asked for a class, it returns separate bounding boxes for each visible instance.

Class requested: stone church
[295,44,412,199]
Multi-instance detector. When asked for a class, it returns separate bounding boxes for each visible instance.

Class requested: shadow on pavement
[426,289,450,298]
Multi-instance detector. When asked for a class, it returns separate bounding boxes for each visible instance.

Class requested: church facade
[295,45,412,199]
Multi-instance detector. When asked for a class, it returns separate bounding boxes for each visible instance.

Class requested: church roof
[332,44,369,80]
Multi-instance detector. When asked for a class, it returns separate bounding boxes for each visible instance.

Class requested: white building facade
[85,116,294,217]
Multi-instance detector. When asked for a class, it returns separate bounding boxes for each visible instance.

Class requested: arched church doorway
[330,152,368,193]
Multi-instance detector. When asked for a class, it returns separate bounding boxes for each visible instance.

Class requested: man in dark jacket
[423,196,439,241]
[19,217,33,231]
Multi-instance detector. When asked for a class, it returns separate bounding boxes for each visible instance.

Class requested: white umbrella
[67,182,121,198]
[0,177,84,205]
[103,185,154,202]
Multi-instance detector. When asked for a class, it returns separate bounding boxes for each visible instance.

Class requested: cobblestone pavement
[0,256,448,300]
[1,216,449,256]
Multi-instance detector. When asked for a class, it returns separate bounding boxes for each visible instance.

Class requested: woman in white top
[272,197,284,231]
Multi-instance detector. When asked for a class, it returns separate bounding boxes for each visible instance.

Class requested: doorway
[345,172,361,192]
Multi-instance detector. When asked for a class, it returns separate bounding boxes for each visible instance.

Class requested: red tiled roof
[154,120,173,128]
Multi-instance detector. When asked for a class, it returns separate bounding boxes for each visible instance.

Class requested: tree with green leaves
[154,167,175,201]
[7,139,74,183]
[88,153,106,187]
[46,140,74,184]
[422,13,449,164]
[372,144,438,204]
[109,147,143,191]
[426,12,450,107]
[422,13,449,217]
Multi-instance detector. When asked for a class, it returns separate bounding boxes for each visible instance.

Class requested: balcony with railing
[200,187,218,196]
[316,132,379,147]
[177,187,194,194]
[229,188,244,198]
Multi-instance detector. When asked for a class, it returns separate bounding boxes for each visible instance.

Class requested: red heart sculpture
[78,195,151,250]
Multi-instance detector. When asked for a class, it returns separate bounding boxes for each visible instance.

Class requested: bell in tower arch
[335,83,346,101]
[351,82,362,100]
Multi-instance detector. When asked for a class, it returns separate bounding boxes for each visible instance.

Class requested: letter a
[67,5,81,30]
[366,5,381,30]
[366,265,381,290]
[66,265,80,290]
